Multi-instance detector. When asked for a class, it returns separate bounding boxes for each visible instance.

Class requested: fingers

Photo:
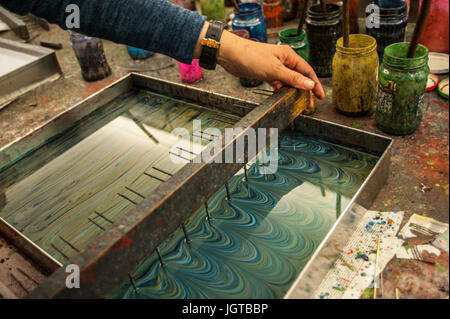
[276,63,317,92]
[269,80,283,91]
[308,90,314,110]
[281,47,326,100]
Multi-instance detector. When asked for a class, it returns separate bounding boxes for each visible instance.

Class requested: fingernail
[305,79,315,89]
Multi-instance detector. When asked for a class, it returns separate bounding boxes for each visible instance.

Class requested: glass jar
[177,59,203,83]
[366,1,408,61]
[306,3,342,77]
[200,0,226,22]
[278,28,310,63]
[283,0,299,21]
[232,2,267,43]
[332,34,379,116]
[69,31,112,82]
[376,42,429,135]
[232,29,263,87]
[263,0,283,28]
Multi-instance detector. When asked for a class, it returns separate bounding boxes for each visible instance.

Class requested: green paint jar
[277,28,310,63]
[376,42,429,135]
[332,34,379,116]
[200,0,226,22]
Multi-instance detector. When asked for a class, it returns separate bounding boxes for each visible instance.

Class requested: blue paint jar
[232,2,267,43]
[366,1,408,61]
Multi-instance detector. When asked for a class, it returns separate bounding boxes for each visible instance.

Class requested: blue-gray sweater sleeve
[0,0,206,64]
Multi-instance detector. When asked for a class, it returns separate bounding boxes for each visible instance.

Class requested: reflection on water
[109,132,379,299]
[0,91,236,262]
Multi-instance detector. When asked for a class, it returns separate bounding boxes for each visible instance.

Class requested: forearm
[192,21,245,68]
[0,0,206,64]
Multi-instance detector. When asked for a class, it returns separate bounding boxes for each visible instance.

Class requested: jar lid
[438,78,449,100]
[428,52,449,74]
[427,73,440,92]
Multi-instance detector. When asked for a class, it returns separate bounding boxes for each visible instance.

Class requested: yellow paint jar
[332,34,379,116]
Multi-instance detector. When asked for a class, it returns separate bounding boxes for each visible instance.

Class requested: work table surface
[0,22,448,299]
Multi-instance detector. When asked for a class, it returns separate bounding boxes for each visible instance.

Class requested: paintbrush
[232,0,240,12]
[321,0,327,13]
[373,233,381,299]
[297,0,308,36]
[407,0,431,58]
[343,0,350,47]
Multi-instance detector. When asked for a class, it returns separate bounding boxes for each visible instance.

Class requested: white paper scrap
[314,210,404,299]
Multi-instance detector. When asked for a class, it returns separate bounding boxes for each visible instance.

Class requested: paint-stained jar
[332,34,379,116]
[278,28,310,63]
[232,2,267,43]
[283,0,299,21]
[200,0,226,22]
[376,42,429,135]
[263,0,283,28]
[69,31,112,82]
[366,1,408,61]
[306,3,343,77]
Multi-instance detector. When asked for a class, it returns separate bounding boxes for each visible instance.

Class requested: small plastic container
[200,0,226,22]
[263,0,284,28]
[69,31,112,82]
[278,28,310,63]
[177,59,203,83]
[306,3,343,77]
[366,1,408,61]
[376,42,430,135]
[332,34,379,116]
[232,2,267,43]
[126,46,154,60]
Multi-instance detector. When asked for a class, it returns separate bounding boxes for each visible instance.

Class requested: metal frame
[0,7,29,40]
[0,73,309,298]
[1,73,391,299]
[0,38,62,110]
[284,116,393,298]
[0,217,62,274]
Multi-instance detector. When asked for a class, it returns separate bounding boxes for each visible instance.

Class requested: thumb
[277,65,316,91]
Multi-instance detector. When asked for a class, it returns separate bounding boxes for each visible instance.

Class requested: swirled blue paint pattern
[109,132,378,299]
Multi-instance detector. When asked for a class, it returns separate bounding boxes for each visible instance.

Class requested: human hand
[218,31,324,101]
[193,22,325,109]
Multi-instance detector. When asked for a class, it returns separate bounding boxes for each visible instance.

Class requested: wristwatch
[199,20,230,70]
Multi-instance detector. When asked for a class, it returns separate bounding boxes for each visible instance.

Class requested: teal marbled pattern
[109,132,379,299]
